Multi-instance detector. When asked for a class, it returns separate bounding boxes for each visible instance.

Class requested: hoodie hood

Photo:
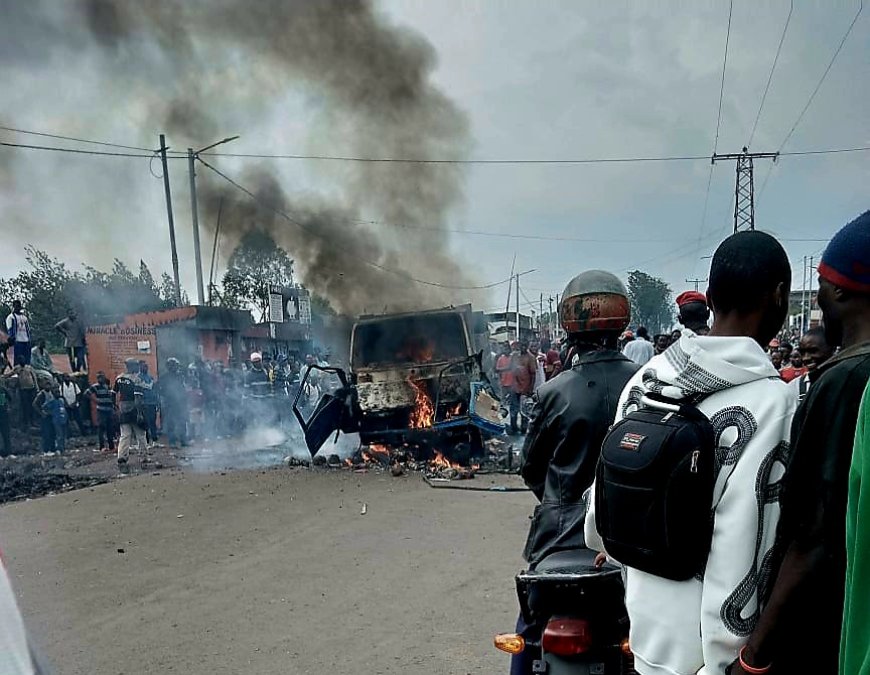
[641,334,780,400]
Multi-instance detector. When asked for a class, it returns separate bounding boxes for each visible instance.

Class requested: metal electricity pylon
[712,147,778,233]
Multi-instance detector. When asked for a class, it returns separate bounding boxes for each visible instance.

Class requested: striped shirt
[87,383,116,413]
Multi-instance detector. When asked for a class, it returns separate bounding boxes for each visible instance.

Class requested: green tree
[221,229,295,321]
[0,249,185,350]
[627,270,674,334]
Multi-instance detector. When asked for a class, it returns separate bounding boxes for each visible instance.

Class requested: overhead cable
[748,1,794,148]
[195,157,512,291]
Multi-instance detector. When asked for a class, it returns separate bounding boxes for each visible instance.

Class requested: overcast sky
[1,0,867,315]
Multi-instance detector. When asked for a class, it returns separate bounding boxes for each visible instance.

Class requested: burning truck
[293,305,504,460]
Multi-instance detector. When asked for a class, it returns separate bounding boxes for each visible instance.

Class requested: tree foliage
[221,229,295,321]
[0,248,185,350]
[626,270,674,334]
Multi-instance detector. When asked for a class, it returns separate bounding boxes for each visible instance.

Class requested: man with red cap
[734,210,870,675]
[675,290,710,335]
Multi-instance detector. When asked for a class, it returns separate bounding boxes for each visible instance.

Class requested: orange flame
[430,450,463,470]
[408,378,435,429]
[445,402,463,419]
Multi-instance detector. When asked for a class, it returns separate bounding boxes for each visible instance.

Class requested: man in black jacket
[511,270,640,675]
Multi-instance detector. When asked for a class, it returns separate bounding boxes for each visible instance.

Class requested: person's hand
[593,552,608,568]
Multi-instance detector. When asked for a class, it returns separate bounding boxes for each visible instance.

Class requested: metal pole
[515,274,520,342]
[159,134,182,307]
[801,256,807,335]
[808,255,814,328]
[188,148,206,306]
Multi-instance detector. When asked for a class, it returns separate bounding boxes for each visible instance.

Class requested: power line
[748,0,794,147]
[195,157,512,291]
[2,137,868,164]
[694,0,734,275]
[0,140,160,158]
[0,125,155,152]
[712,0,734,157]
[777,2,864,152]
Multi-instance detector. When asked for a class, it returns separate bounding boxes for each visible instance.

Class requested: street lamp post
[188,136,239,305]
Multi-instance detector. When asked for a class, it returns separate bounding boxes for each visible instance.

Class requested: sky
[0,0,867,317]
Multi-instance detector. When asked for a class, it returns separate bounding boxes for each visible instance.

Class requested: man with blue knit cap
[732,211,870,675]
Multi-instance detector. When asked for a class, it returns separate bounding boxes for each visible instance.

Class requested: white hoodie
[585,334,797,675]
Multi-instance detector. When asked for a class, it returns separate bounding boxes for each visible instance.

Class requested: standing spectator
[54,310,87,372]
[495,343,514,399]
[586,231,796,675]
[13,356,37,429]
[779,349,807,383]
[675,290,711,335]
[769,348,783,370]
[541,338,562,381]
[5,300,31,366]
[159,358,188,448]
[842,379,870,675]
[653,333,670,355]
[622,325,654,364]
[528,341,546,390]
[30,340,53,374]
[42,385,67,453]
[790,327,834,402]
[87,372,116,452]
[0,377,11,457]
[736,211,870,674]
[59,373,85,436]
[32,380,55,453]
[509,340,536,435]
[114,358,143,468]
[138,362,159,447]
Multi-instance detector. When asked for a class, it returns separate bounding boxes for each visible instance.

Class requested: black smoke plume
[18,0,480,314]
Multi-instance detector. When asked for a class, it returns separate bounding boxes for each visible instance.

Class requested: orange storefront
[86,306,253,381]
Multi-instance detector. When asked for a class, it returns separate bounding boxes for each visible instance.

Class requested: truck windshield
[352,314,468,368]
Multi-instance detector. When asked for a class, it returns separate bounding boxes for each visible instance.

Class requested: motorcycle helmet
[559,270,630,335]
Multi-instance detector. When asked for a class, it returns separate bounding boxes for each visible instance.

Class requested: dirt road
[0,465,534,674]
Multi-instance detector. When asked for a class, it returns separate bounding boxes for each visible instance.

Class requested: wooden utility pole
[159,135,182,306]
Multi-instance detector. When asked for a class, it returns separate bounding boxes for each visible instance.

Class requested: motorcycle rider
[512,270,640,675]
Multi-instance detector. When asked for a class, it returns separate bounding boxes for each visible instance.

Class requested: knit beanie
[818,210,870,293]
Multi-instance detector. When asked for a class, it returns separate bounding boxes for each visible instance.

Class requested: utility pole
[712,147,778,232]
[188,136,239,307]
[685,277,707,292]
[801,256,807,334]
[548,296,555,336]
[187,149,206,305]
[159,134,182,307]
[809,255,815,327]
[515,273,520,343]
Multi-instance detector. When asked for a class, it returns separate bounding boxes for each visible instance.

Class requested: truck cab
[293,305,504,456]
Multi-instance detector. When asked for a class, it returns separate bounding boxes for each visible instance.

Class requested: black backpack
[594,393,716,581]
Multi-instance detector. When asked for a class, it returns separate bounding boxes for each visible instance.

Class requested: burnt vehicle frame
[292,306,504,457]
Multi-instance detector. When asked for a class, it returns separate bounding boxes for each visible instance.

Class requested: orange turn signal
[494,633,525,655]
[620,637,632,656]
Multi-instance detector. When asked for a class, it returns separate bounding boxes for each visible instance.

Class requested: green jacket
[841,379,870,674]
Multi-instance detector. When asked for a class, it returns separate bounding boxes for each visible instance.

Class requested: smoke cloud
[1,0,481,314]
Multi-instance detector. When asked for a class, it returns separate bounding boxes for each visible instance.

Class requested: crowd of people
[0,300,332,463]
[511,210,870,675]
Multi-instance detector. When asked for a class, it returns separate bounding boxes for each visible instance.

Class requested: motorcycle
[495,548,634,674]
